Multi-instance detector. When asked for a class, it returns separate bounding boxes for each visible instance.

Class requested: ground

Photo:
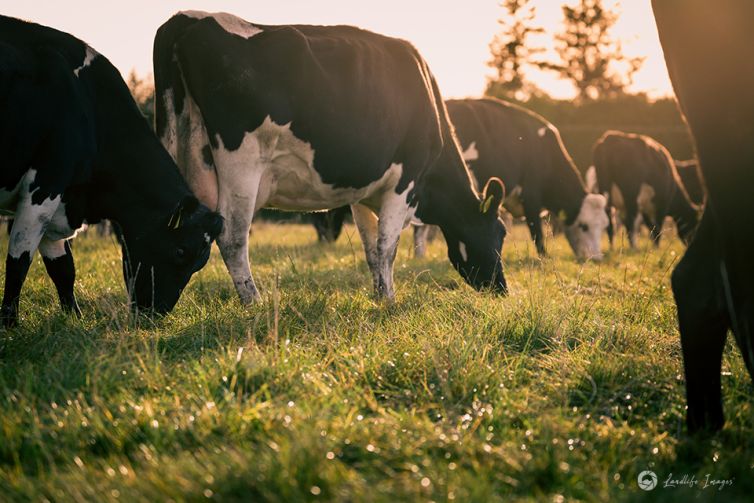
[0,221,751,502]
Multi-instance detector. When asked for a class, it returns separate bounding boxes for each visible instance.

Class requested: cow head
[444,178,508,294]
[564,193,609,260]
[120,195,223,313]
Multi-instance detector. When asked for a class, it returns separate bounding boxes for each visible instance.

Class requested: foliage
[540,0,644,100]
[487,0,545,100]
[1,223,752,501]
[127,70,156,129]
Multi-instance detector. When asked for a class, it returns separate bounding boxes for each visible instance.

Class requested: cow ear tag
[480,195,495,213]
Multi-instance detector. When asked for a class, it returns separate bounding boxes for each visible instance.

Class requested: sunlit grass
[0,221,751,501]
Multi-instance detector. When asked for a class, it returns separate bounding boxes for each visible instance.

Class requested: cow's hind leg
[351,204,380,292]
[2,186,61,327]
[671,214,728,432]
[40,238,81,317]
[413,224,431,258]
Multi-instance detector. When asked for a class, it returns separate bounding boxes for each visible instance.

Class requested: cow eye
[579,223,589,232]
[176,247,186,258]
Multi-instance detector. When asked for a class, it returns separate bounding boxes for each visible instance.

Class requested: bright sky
[1,0,671,99]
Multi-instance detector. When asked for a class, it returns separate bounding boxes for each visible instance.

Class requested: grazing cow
[310,206,350,243]
[593,131,699,247]
[0,16,223,326]
[154,11,507,302]
[654,0,754,431]
[674,159,706,206]
[418,98,607,260]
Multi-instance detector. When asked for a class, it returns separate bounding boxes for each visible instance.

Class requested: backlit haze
[1,0,672,99]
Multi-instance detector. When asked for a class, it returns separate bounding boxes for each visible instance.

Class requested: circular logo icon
[638,470,658,491]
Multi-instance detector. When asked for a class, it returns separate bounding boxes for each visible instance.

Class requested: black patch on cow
[201,144,215,168]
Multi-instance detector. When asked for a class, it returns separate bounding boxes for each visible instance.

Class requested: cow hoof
[1,308,19,329]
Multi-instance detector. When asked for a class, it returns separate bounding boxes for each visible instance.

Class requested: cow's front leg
[39,238,81,317]
[375,192,411,300]
[351,204,380,292]
[524,203,546,256]
[2,191,61,327]
[217,192,260,305]
[671,214,728,432]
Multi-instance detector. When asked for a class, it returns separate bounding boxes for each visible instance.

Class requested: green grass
[0,222,751,502]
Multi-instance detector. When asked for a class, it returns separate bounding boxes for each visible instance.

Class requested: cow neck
[416,143,481,232]
[89,107,190,238]
[544,158,587,226]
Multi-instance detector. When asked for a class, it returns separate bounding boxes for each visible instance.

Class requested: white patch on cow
[160,88,179,162]
[461,141,479,162]
[1,170,86,260]
[180,10,263,38]
[585,165,598,193]
[565,193,609,261]
[38,238,67,259]
[637,182,656,220]
[537,126,548,138]
[204,232,211,244]
[73,46,98,77]
[503,185,525,219]
[175,91,218,210]
[458,241,468,262]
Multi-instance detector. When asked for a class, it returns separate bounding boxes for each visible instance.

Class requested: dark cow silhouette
[154,11,506,302]
[654,0,754,431]
[674,159,706,206]
[593,131,699,248]
[310,206,350,243]
[0,16,222,326]
[417,98,607,260]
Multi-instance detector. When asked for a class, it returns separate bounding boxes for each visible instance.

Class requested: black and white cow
[417,98,608,260]
[674,159,706,207]
[154,11,507,302]
[0,16,223,326]
[654,0,754,431]
[593,131,699,247]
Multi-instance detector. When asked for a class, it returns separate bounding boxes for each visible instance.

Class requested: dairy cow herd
[0,1,751,433]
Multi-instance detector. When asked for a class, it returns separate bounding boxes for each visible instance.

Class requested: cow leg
[413,224,431,258]
[217,190,260,305]
[39,238,81,317]
[643,212,662,246]
[351,203,380,291]
[605,206,615,247]
[524,203,546,256]
[623,199,640,248]
[671,214,728,431]
[2,194,61,327]
[375,192,410,300]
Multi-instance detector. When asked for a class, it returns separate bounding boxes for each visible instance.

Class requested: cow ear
[168,195,200,229]
[480,177,505,215]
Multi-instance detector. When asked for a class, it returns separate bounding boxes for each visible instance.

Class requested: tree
[127,69,156,129]
[542,0,644,100]
[486,0,544,100]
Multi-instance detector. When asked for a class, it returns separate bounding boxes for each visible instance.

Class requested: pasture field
[0,222,752,502]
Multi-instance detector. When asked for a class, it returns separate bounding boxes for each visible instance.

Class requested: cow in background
[654,0,754,431]
[415,98,607,260]
[593,131,699,248]
[154,12,507,302]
